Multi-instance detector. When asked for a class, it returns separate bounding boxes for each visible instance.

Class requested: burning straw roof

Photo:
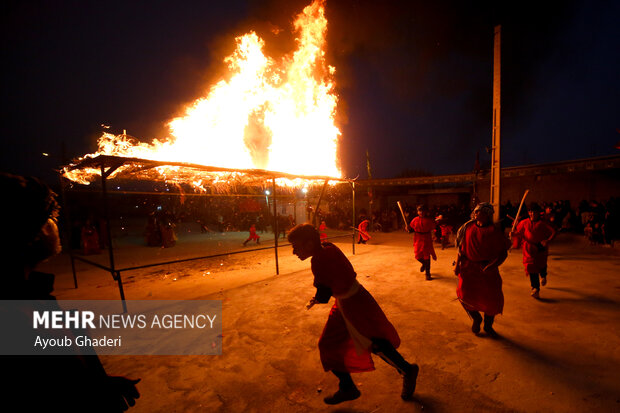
[62,155,350,190]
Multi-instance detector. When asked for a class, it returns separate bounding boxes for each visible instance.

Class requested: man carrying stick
[510,203,556,299]
[454,203,508,338]
[288,224,419,404]
[409,204,437,280]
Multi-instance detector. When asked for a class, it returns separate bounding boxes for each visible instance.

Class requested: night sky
[2,0,619,183]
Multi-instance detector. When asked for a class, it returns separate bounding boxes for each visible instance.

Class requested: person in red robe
[409,205,437,280]
[510,203,556,298]
[242,223,260,246]
[319,220,328,243]
[80,219,101,255]
[436,214,453,250]
[357,218,371,244]
[288,224,419,404]
[454,203,508,338]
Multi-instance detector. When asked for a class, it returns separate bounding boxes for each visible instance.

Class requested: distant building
[356,154,620,210]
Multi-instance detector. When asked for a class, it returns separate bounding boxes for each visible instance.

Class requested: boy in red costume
[288,224,418,404]
[409,205,436,280]
[455,203,508,338]
[511,203,556,298]
[319,220,328,243]
[357,218,371,244]
[242,223,260,246]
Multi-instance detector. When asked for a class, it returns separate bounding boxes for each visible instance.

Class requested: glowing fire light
[64,0,341,186]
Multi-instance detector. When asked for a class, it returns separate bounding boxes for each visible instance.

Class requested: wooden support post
[490,24,502,222]
[272,177,279,275]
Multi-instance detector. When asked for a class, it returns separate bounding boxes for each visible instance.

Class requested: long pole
[510,189,529,236]
[272,177,279,275]
[397,201,409,230]
[366,149,373,230]
[312,179,329,227]
[58,172,78,288]
[351,182,356,255]
[490,25,502,222]
[100,163,127,312]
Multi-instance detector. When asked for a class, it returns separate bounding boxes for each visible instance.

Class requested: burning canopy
[63,0,343,189]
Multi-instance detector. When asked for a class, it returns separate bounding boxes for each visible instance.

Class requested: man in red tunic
[510,203,556,298]
[455,203,508,338]
[357,218,371,244]
[319,220,328,243]
[288,224,419,404]
[242,223,260,246]
[409,205,437,280]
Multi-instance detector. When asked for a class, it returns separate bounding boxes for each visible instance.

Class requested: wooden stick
[350,226,371,240]
[510,189,529,236]
[397,201,409,230]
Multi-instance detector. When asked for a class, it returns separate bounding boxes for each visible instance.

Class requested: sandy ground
[39,229,620,412]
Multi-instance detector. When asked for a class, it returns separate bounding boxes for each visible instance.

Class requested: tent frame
[60,155,357,311]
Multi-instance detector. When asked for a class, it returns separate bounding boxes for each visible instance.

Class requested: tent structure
[60,155,357,311]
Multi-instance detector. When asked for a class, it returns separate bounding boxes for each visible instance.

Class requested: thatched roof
[62,155,351,188]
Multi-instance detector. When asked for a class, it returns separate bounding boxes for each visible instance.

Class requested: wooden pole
[100,163,127,313]
[397,201,409,230]
[312,179,329,227]
[272,177,279,275]
[490,25,502,222]
[510,189,529,236]
[351,182,356,255]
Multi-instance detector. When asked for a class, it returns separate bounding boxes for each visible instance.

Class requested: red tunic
[311,243,400,373]
[319,222,328,242]
[456,223,507,316]
[440,224,453,237]
[80,225,100,255]
[357,220,371,242]
[515,219,554,273]
[248,225,260,241]
[410,216,436,260]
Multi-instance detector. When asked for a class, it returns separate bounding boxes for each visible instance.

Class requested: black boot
[401,363,419,401]
[483,314,499,338]
[425,259,432,280]
[468,310,482,334]
[324,371,360,405]
[370,339,419,400]
[418,259,426,272]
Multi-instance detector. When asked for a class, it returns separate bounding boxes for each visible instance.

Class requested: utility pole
[490,25,501,222]
[366,149,373,230]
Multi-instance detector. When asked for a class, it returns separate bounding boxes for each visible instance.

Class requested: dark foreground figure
[288,223,418,404]
[0,172,140,412]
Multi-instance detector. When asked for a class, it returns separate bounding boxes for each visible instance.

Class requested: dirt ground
[39,229,620,412]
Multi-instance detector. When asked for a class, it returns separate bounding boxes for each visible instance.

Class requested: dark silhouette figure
[0,172,141,412]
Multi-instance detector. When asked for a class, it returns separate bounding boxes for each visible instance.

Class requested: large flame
[65,0,341,186]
